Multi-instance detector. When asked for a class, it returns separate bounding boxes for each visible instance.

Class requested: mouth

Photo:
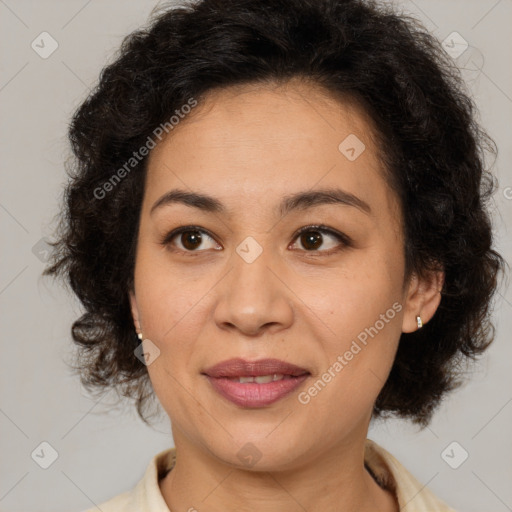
[223,374,302,383]
[202,357,310,378]
[202,358,311,408]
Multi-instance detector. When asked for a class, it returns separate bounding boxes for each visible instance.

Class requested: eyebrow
[150,187,372,217]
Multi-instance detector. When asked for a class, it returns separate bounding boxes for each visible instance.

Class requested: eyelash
[159,224,353,257]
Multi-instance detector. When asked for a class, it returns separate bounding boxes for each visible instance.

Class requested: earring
[416,316,423,329]
[134,330,143,344]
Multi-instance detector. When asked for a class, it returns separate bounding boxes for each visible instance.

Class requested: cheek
[292,249,403,386]
[297,294,402,427]
[294,248,402,336]
[134,244,207,337]
[133,258,206,410]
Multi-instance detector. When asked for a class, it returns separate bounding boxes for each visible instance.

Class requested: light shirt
[83,439,456,512]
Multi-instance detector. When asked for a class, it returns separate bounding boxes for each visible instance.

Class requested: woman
[44,0,506,510]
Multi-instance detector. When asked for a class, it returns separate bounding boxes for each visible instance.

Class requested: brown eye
[161,227,220,253]
[291,225,351,254]
[299,230,323,250]
[161,224,351,256]
[180,230,203,251]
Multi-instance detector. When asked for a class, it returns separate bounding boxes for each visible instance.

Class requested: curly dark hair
[44,0,507,427]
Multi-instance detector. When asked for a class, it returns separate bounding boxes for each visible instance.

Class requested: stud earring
[416,316,423,329]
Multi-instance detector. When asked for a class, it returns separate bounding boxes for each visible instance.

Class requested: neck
[159,430,398,512]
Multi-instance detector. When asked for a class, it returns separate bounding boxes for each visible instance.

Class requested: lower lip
[205,375,309,408]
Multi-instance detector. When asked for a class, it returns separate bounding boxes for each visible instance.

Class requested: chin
[203,433,307,473]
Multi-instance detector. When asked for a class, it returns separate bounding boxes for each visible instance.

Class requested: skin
[129,78,444,512]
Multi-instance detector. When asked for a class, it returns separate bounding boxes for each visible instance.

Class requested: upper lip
[202,358,310,378]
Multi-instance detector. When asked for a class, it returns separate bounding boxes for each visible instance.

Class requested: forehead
[143,80,400,229]
[149,80,379,166]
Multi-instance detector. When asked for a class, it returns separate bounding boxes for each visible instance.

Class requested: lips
[202,358,310,378]
[202,358,310,408]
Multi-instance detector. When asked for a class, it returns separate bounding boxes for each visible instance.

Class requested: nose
[213,246,294,337]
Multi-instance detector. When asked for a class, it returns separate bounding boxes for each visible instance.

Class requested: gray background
[0,1,511,511]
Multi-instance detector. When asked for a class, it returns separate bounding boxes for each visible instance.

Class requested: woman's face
[129,80,438,470]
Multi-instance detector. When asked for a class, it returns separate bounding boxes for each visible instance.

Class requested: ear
[129,289,142,333]
[401,267,445,333]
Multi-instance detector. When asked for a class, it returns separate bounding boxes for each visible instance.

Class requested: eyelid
[291,224,353,250]
[159,224,352,255]
[159,225,220,252]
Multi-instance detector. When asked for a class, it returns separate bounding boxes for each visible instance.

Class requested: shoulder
[365,439,458,512]
[80,447,176,512]
[80,489,133,512]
